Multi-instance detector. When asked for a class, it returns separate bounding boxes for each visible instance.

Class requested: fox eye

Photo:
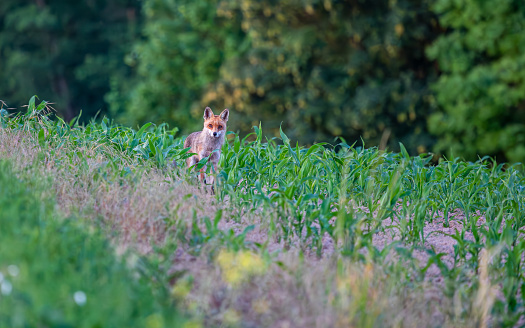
[208,124,213,128]
[218,125,223,130]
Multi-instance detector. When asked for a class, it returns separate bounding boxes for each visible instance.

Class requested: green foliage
[4,96,525,325]
[2,1,525,163]
[210,0,439,153]
[109,0,246,131]
[427,0,525,163]
[113,0,439,154]
[6,96,191,170]
[0,0,141,120]
[218,121,525,325]
[0,160,183,327]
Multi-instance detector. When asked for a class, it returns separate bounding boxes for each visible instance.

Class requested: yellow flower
[237,251,264,273]
[216,250,267,287]
[217,250,235,268]
[224,267,243,286]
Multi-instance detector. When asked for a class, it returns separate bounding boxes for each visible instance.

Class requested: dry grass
[0,127,494,328]
[0,128,215,252]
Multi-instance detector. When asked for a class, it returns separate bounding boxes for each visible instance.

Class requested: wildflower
[237,251,264,274]
[1,280,12,295]
[73,291,87,306]
[7,265,19,277]
[216,250,267,287]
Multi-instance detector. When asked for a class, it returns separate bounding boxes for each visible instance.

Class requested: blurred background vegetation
[1,0,524,162]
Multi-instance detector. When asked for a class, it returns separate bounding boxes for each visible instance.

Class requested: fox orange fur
[184,107,229,185]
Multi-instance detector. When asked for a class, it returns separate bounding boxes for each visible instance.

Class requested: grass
[0,161,185,327]
[1,96,525,327]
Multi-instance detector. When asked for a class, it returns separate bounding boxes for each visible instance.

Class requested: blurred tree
[0,0,140,120]
[115,0,439,153]
[207,0,439,152]
[108,0,247,130]
[427,0,525,162]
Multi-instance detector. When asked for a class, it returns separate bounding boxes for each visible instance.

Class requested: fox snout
[207,129,222,138]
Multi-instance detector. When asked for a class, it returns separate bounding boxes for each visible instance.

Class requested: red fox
[184,107,229,186]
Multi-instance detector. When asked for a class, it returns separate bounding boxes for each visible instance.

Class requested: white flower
[1,281,12,295]
[73,291,87,306]
[7,265,19,277]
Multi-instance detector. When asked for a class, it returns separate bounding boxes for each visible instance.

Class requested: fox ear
[219,108,229,122]
[203,107,214,120]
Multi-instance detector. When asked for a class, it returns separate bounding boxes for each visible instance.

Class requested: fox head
[203,107,229,138]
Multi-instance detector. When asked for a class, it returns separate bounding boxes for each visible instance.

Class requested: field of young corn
[1,97,525,327]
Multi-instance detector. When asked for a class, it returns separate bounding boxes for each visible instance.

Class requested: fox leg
[199,166,206,183]
[200,173,205,183]
[186,155,206,183]
[201,162,216,195]
[207,153,220,189]
[209,164,216,195]
[186,155,199,169]
[197,150,209,184]
[207,162,217,185]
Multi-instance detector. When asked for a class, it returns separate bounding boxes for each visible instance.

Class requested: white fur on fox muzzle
[207,129,221,138]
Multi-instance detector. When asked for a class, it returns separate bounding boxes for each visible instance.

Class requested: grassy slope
[1,99,525,327]
[0,161,184,327]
